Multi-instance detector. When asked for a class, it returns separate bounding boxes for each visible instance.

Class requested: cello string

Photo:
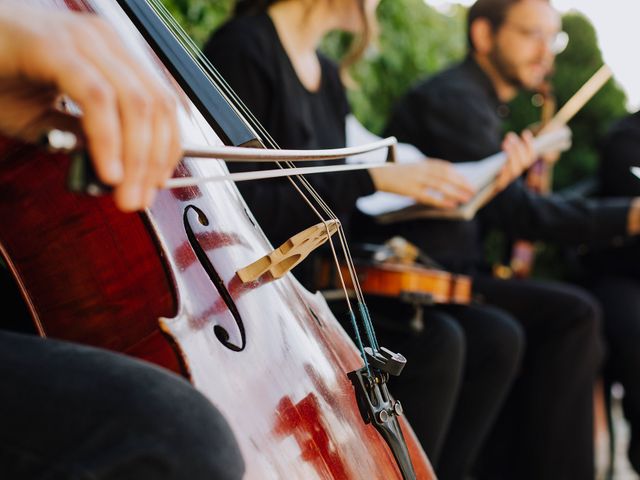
[148,2,339,238]
[155,0,382,354]
[148,0,380,359]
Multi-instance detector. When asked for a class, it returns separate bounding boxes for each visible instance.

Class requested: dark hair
[466,0,550,51]
[233,0,375,75]
[233,0,278,16]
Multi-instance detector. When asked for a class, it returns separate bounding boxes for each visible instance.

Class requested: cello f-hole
[183,205,246,351]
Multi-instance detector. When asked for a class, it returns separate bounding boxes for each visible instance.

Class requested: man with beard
[360,0,640,478]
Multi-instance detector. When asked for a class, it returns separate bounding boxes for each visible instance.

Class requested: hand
[538,120,566,165]
[494,130,535,193]
[0,2,181,212]
[369,158,475,209]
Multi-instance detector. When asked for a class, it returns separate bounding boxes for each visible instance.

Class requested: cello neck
[116,0,263,148]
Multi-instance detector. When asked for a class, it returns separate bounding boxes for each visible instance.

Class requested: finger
[414,188,458,209]
[74,22,182,210]
[513,135,531,172]
[494,168,509,192]
[521,130,536,166]
[6,19,123,185]
[435,169,476,196]
[420,178,473,203]
[114,88,153,212]
[161,95,181,182]
[50,56,123,186]
[72,24,157,211]
[496,134,522,189]
[504,133,528,176]
[422,160,475,195]
[143,108,173,207]
[85,16,181,185]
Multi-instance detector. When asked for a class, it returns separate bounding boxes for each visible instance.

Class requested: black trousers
[473,275,604,480]
[348,298,523,480]
[350,214,603,478]
[0,330,244,480]
[581,241,640,473]
[590,276,640,473]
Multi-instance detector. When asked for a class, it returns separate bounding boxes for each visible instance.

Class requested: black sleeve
[479,180,630,247]
[599,119,640,197]
[203,25,375,247]
[204,25,274,134]
[385,86,501,162]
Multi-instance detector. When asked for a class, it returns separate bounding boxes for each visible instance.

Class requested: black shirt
[384,55,630,272]
[203,14,375,249]
[599,111,640,197]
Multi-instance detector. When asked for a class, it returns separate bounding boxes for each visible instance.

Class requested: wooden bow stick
[543,64,612,132]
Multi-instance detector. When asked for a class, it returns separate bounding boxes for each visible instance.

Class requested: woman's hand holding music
[369,158,476,209]
[0,2,181,211]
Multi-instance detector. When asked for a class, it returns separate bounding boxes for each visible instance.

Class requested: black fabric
[588,276,640,473]
[203,14,375,252]
[470,276,603,480]
[383,56,630,271]
[0,329,244,480]
[599,111,640,197]
[579,111,640,473]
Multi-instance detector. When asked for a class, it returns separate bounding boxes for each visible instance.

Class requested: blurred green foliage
[322,0,466,134]
[162,0,233,45]
[162,0,466,134]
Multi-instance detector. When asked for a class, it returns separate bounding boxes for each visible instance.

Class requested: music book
[356,127,572,223]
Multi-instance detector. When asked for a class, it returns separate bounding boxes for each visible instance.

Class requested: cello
[0,0,434,478]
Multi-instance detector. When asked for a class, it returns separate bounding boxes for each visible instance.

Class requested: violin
[0,1,434,478]
[322,237,472,333]
[344,262,472,305]
[323,236,471,306]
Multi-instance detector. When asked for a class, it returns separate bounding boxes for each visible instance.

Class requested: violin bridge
[237,220,340,282]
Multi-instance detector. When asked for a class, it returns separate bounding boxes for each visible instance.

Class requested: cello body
[0,1,434,478]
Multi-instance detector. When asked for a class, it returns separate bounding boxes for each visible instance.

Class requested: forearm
[483,182,632,247]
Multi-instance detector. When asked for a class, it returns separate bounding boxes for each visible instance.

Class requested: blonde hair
[234,0,377,75]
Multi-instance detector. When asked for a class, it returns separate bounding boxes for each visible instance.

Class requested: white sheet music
[354,126,572,219]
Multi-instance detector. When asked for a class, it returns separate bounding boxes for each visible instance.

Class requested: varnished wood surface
[344,262,472,305]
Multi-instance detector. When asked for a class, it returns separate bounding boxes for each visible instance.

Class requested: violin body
[346,263,472,305]
[0,1,434,478]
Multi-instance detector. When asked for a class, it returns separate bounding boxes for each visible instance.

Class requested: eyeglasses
[503,23,569,55]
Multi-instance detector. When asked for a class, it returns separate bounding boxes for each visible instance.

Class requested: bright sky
[426,0,640,111]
